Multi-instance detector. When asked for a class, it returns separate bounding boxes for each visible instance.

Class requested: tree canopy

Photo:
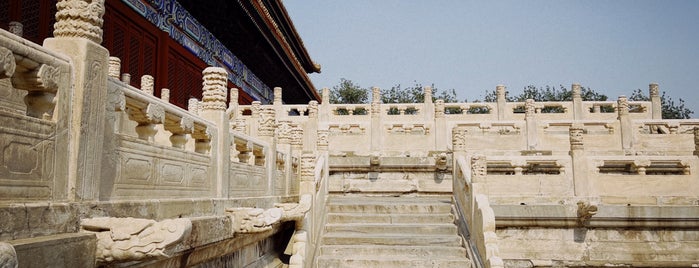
[629,89,693,119]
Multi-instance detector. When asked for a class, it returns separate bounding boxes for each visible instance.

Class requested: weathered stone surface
[9,233,96,268]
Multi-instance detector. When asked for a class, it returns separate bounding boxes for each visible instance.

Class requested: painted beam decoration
[121,0,271,102]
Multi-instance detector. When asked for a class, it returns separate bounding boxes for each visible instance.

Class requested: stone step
[322,233,463,247]
[328,195,452,203]
[316,256,471,268]
[326,200,452,214]
[320,245,468,259]
[326,212,454,224]
[325,223,458,235]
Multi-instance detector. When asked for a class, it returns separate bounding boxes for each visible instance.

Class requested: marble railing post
[435,99,447,150]
[44,0,108,201]
[569,125,590,197]
[199,67,230,198]
[370,87,382,152]
[525,99,539,150]
[650,83,661,119]
[305,101,319,152]
[572,83,583,120]
[496,85,506,120]
[319,87,330,123]
[617,95,633,151]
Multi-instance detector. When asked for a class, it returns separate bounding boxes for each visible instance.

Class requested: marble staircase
[314,195,472,268]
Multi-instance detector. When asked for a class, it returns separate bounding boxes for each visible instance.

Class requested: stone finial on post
[452,126,467,151]
[300,153,316,182]
[140,75,154,95]
[423,86,433,104]
[188,98,199,114]
[121,73,131,84]
[108,57,120,79]
[435,100,445,118]
[617,95,629,118]
[228,88,239,118]
[201,67,228,111]
[273,87,282,105]
[650,83,661,119]
[694,127,699,156]
[8,21,23,37]
[496,84,506,120]
[371,86,381,103]
[617,95,632,150]
[258,107,276,137]
[525,99,536,117]
[572,83,583,120]
[308,101,318,118]
[53,0,106,44]
[572,83,582,99]
[321,87,330,104]
[160,88,170,102]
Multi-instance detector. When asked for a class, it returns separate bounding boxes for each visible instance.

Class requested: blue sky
[284,1,699,116]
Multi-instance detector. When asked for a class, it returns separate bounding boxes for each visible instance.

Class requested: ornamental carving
[694,127,699,146]
[525,99,536,116]
[108,57,120,79]
[0,242,17,268]
[300,153,316,181]
[650,83,659,97]
[146,103,165,124]
[277,120,292,144]
[140,75,154,95]
[13,64,60,92]
[8,21,22,37]
[274,87,282,104]
[423,86,432,102]
[452,127,467,151]
[53,0,106,44]
[471,154,487,180]
[371,102,381,117]
[569,126,584,150]
[258,107,276,137]
[201,67,228,111]
[80,217,192,264]
[227,207,282,233]
[317,129,329,151]
[0,47,16,79]
[308,101,318,118]
[290,125,303,148]
[275,194,312,222]
[576,201,598,226]
[371,87,381,103]
[187,98,199,114]
[107,82,125,112]
[496,85,506,99]
[572,83,582,99]
[435,100,445,118]
[617,95,629,116]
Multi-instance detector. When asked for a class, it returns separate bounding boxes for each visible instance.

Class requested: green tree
[477,85,609,113]
[629,89,693,119]
[330,78,368,104]
[382,82,458,103]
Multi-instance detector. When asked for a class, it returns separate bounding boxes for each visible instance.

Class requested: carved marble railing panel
[111,136,213,199]
[634,120,699,155]
[229,162,267,197]
[448,122,526,151]
[0,31,72,201]
[538,121,617,153]
[326,123,371,154]
[589,156,698,199]
[0,110,56,200]
[480,156,573,199]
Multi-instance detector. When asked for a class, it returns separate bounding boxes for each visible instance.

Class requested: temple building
[0,0,321,107]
